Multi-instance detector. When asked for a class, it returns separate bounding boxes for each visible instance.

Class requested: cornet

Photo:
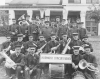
[78,59,99,73]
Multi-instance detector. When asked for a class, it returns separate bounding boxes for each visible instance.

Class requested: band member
[68,22,79,39]
[59,33,70,54]
[9,18,19,42]
[40,21,53,41]
[20,19,28,42]
[57,19,68,39]
[77,22,87,40]
[10,34,25,54]
[5,45,25,79]
[26,15,31,24]
[82,35,93,52]
[83,44,97,79]
[46,33,60,54]
[37,34,47,54]
[70,33,83,48]
[28,18,39,41]
[24,45,41,79]
[24,34,37,54]
[55,16,61,27]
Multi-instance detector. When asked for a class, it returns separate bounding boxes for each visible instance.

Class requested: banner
[39,54,72,64]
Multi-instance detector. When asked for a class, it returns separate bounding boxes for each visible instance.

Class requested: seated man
[71,46,83,74]
[83,44,97,79]
[24,45,41,79]
[5,45,25,79]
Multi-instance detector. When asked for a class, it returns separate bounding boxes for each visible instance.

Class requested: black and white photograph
[0,0,100,79]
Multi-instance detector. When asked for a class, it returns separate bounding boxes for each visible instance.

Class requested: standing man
[77,22,87,40]
[40,21,53,41]
[20,19,29,42]
[9,18,19,42]
[26,15,31,24]
[28,18,39,41]
[58,19,68,39]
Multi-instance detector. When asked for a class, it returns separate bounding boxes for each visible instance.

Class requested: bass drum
[72,71,86,79]
[49,64,64,78]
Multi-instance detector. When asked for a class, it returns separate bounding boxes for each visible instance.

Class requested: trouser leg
[36,69,42,79]
[16,66,22,79]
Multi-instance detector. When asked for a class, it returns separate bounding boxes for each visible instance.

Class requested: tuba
[79,59,99,73]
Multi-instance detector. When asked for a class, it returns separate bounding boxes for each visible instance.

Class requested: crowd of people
[0,15,98,79]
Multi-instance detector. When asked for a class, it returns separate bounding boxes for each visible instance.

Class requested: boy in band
[5,45,25,79]
[24,45,41,79]
[83,44,97,79]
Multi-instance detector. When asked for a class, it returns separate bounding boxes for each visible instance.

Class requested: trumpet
[78,59,99,73]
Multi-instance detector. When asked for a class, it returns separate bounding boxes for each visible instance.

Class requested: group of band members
[0,15,97,79]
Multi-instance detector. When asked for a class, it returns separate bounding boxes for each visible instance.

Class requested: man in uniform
[59,33,71,54]
[24,45,41,79]
[68,22,79,39]
[58,19,68,39]
[9,18,19,42]
[83,44,97,79]
[70,33,83,50]
[10,34,25,54]
[46,33,60,54]
[5,45,25,79]
[77,22,87,40]
[26,15,31,24]
[24,34,37,54]
[28,18,39,41]
[37,34,47,54]
[20,19,28,42]
[40,21,53,41]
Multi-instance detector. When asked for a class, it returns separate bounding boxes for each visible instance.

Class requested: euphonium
[79,59,99,73]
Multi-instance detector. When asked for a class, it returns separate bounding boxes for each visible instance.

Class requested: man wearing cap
[28,18,39,41]
[10,34,25,54]
[55,16,61,27]
[68,22,79,39]
[40,21,53,41]
[59,33,70,54]
[77,22,87,40]
[24,45,41,79]
[8,18,20,42]
[19,19,28,42]
[57,19,69,39]
[26,15,31,24]
[46,33,60,53]
[24,35,37,54]
[82,35,93,52]
[37,34,47,54]
[71,46,83,77]
[5,45,25,79]
[70,33,83,48]
[83,44,97,79]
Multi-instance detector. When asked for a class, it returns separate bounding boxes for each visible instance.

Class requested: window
[68,0,81,3]
[86,0,99,4]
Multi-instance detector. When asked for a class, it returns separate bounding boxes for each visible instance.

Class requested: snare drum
[49,64,64,78]
[72,71,86,79]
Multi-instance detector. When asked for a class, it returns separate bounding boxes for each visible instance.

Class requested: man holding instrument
[83,44,98,79]
[5,45,25,79]
[24,45,41,79]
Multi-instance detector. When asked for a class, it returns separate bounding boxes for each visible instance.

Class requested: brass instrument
[0,50,16,69]
[62,38,71,54]
[36,42,47,54]
[49,44,60,54]
[79,59,99,73]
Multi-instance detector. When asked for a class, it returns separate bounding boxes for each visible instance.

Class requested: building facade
[0,0,100,36]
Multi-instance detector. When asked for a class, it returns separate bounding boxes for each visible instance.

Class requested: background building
[0,0,100,36]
